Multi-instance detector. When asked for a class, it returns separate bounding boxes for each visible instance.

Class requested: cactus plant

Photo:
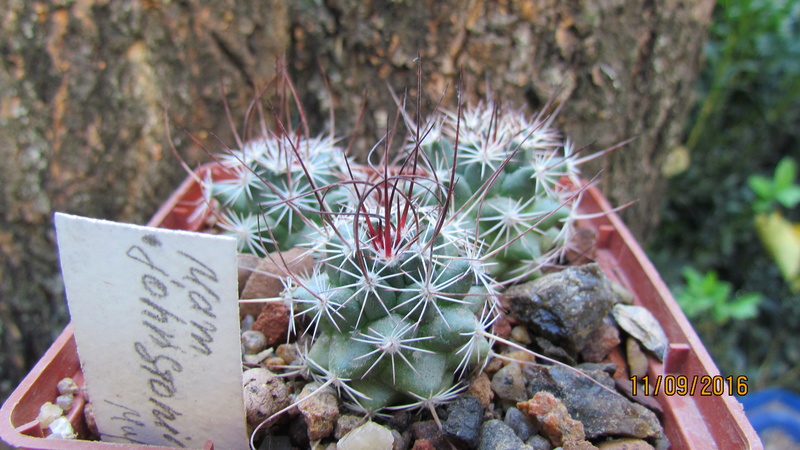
[415,101,585,282]
[195,96,604,427]
[198,131,347,256]
[286,153,498,414]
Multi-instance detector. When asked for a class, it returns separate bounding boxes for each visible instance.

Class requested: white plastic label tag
[55,213,248,448]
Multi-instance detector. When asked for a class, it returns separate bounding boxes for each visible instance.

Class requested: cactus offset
[417,101,585,282]
[199,132,346,256]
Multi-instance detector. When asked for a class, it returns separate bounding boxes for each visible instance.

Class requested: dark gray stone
[443,396,484,449]
[257,434,292,450]
[504,406,537,441]
[523,363,664,440]
[479,420,533,450]
[503,264,616,355]
[526,434,553,450]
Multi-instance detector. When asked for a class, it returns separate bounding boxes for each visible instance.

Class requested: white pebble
[336,421,394,450]
[57,377,80,395]
[47,416,77,439]
[56,394,74,411]
[243,347,274,365]
[36,402,63,429]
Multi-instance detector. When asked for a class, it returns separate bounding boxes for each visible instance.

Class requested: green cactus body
[199,133,346,256]
[199,99,590,416]
[418,101,583,282]
[285,168,497,413]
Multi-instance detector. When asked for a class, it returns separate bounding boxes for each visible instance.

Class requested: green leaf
[774,157,797,191]
[747,175,774,199]
[776,185,800,209]
[727,293,762,321]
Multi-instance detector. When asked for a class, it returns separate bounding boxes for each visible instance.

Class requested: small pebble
[612,304,669,361]
[242,330,268,354]
[243,368,291,429]
[478,419,533,450]
[243,347,274,366]
[491,362,528,402]
[483,357,504,375]
[517,392,586,447]
[505,350,536,365]
[411,439,435,450]
[57,377,79,396]
[56,394,74,412]
[263,356,287,368]
[626,337,649,379]
[238,253,262,297]
[411,420,446,448]
[526,434,553,450]
[467,372,495,408]
[276,343,301,364]
[504,407,537,441]
[597,437,656,449]
[443,396,484,448]
[510,326,532,344]
[252,303,292,347]
[392,429,411,450]
[47,416,77,439]
[297,383,339,441]
[241,314,255,332]
[335,415,363,439]
[611,280,635,305]
[84,402,99,435]
[36,402,63,429]
[337,421,394,450]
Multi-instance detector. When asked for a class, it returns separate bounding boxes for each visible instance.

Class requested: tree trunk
[0,0,713,403]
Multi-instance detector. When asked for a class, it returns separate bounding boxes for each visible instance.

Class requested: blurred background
[0,0,798,447]
[651,0,800,392]
[649,0,800,445]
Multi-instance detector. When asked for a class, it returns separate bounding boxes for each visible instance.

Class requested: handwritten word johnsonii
[101,235,224,447]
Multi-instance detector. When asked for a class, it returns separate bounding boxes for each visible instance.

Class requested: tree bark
[0,0,713,402]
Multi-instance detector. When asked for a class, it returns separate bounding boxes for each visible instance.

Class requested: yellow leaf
[754,212,800,292]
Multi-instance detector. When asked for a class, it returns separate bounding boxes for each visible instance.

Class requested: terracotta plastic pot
[0,164,762,449]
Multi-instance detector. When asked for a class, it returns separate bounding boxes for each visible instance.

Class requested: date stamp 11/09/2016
[629,375,749,397]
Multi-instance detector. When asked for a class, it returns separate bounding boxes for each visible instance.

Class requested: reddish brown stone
[239,248,313,317]
[581,318,620,363]
[565,226,597,265]
[251,302,291,347]
[237,253,261,295]
[605,346,629,380]
[297,385,339,441]
[483,356,504,375]
[518,391,586,447]
[467,371,495,408]
[411,439,436,450]
[411,420,446,448]
[491,311,512,340]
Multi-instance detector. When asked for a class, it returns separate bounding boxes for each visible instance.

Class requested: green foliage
[675,267,761,325]
[748,157,800,213]
[749,157,800,291]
